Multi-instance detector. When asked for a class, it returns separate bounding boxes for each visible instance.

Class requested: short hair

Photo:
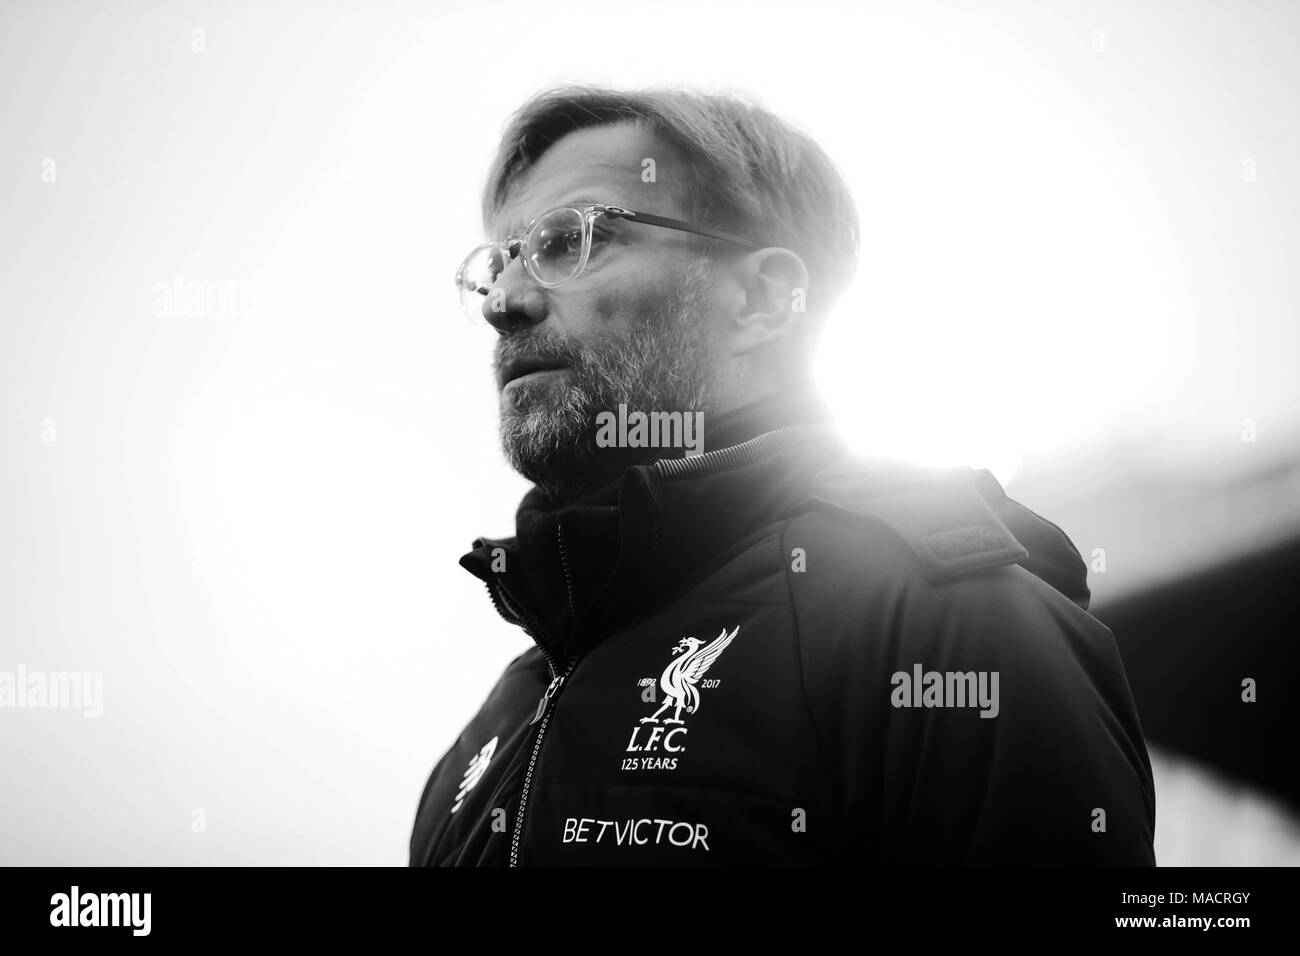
[483,85,860,320]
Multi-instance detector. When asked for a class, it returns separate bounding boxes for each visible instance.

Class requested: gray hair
[483,85,860,320]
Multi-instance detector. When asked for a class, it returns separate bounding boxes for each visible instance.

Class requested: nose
[481,246,548,334]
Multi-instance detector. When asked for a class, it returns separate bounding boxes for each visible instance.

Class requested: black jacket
[410,395,1156,866]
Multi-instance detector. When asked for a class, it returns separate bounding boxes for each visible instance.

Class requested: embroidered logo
[451,735,498,814]
[622,627,738,772]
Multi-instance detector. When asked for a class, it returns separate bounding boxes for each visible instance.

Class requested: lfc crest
[622,627,739,771]
[641,627,739,724]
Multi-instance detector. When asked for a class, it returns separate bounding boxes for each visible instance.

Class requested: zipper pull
[529,675,565,725]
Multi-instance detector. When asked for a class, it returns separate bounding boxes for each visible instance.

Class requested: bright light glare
[806,25,1179,484]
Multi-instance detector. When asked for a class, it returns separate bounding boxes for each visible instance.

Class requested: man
[410,86,1156,866]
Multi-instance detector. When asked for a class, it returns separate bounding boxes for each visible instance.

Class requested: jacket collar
[459,387,845,670]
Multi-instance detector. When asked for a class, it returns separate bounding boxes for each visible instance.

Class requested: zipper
[555,519,578,624]
[654,422,840,480]
[508,521,579,867]
[477,574,566,865]
[510,656,575,866]
[529,673,565,724]
[483,574,569,867]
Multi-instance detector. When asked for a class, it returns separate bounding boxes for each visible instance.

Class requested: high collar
[459,387,845,670]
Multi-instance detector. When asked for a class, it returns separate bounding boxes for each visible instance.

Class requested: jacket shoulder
[781,461,1154,864]
[800,452,1030,585]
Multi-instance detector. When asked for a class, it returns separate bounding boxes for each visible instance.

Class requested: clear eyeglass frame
[453,202,760,320]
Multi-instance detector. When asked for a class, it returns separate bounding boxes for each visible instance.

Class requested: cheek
[546,263,654,329]
[549,250,693,336]
[585,259,678,326]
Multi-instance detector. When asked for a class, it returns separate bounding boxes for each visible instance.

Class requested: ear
[726,248,811,356]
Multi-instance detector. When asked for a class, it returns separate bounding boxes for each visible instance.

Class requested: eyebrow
[499,196,613,237]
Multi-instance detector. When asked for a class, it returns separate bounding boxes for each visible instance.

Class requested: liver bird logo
[640,626,739,726]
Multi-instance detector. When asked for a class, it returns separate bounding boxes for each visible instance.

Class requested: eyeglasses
[454,202,760,320]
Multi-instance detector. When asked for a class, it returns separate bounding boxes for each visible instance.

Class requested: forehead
[490,122,690,236]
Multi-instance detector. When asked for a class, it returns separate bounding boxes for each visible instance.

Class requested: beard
[494,259,720,504]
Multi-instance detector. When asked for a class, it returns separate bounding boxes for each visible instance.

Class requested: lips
[499,357,569,387]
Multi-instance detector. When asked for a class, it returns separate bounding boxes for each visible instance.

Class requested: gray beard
[495,262,719,504]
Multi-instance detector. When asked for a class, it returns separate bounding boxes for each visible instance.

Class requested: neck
[526,382,834,508]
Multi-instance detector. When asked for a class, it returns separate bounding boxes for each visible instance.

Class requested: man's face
[482,122,727,499]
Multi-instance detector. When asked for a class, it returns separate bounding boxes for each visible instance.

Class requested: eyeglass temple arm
[604,207,761,251]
